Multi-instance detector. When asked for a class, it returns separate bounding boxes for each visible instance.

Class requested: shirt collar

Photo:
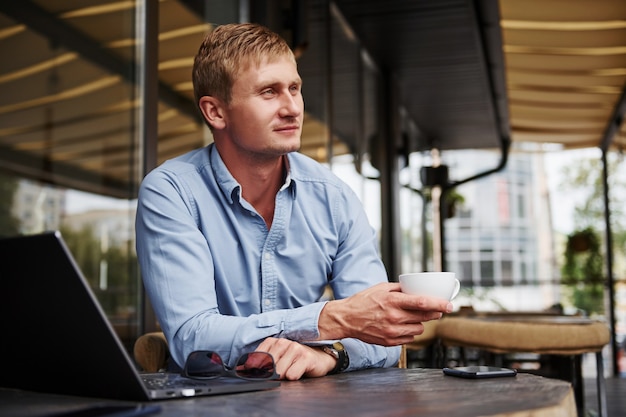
[209,144,296,204]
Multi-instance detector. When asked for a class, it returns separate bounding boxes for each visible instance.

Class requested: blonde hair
[192,23,296,105]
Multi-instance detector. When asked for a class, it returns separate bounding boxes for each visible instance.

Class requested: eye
[261,88,276,97]
[290,84,301,94]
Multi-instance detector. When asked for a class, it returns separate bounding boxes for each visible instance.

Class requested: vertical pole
[431,150,442,272]
[378,72,402,282]
[601,149,618,376]
[421,193,429,271]
[325,1,334,164]
[431,185,442,272]
[596,351,608,417]
[137,0,159,335]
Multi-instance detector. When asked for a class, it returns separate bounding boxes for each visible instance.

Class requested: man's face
[222,56,304,158]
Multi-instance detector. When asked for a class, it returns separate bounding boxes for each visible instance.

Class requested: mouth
[274,125,300,133]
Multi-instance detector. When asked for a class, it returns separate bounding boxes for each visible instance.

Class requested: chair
[399,320,440,368]
[436,316,610,417]
[133,331,170,372]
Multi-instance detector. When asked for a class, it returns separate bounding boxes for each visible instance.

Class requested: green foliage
[564,284,605,317]
[561,227,604,285]
[561,227,604,315]
[60,225,101,286]
[59,225,138,317]
[423,188,466,219]
[559,153,625,264]
[444,189,465,219]
[558,152,626,315]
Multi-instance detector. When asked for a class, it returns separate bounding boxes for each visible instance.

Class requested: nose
[279,91,303,118]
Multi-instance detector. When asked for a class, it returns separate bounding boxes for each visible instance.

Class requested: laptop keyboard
[141,373,207,389]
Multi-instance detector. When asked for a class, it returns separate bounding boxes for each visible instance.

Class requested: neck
[218,145,286,228]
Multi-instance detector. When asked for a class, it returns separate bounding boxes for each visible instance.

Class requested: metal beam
[0,1,199,123]
[599,84,626,153]
[0,145,132,199]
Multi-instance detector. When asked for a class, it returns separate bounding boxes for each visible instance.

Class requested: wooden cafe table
[0,368,576,417]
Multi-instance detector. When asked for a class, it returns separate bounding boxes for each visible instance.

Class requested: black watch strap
[322,341,349,375]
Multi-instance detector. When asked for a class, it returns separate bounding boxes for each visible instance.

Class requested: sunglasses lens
[235,352,276,379]
[184,351,224,378]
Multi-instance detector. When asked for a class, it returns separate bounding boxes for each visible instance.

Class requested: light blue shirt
[135,144,400,370]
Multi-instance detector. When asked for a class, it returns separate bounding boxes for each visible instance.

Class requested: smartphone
[443,366,517,379]
[51,405,162,417]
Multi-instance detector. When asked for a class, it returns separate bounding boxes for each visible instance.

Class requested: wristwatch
[321,341,349,375]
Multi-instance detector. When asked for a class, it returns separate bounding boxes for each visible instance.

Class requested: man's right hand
[317,282,453,346]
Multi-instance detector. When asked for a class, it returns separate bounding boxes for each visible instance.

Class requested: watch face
[332,341,345,351]
[323,346,339,359]
[324,342,349,374]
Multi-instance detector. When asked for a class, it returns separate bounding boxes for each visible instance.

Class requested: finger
[241,351,275,370]
[264,342,332,380]
[422,311,444,321]
[396,293,453,313]
[255,337,278,353]
[278,354,307,380]
[256,338,308,379]
[257,337,291,360]
[270,343,309,380]
[396,311,443,325]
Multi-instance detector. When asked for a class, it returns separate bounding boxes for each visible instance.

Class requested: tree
[558,152,626,314]
[560,154,625,239]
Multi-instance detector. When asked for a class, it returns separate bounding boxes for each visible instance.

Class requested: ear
[198,96,226,130]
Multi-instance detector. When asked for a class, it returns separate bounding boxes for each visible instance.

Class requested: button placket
[259,190,289,313]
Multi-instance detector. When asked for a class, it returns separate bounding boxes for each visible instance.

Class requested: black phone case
[443,366,517,379]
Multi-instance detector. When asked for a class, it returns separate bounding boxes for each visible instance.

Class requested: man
[136,23,452,380]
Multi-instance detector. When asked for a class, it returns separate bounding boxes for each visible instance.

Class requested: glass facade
[0,1,143,350]
[0,0,389,350]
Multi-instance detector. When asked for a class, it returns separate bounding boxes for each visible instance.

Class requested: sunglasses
[182,350,280,380]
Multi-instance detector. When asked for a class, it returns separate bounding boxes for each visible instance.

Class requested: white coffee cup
[399,272,460,300]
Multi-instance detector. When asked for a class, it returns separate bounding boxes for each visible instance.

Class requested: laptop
[0,231,280,401]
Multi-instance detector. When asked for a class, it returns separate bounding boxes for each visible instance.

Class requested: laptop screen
[0,232,279,400]
[0,231,152,400]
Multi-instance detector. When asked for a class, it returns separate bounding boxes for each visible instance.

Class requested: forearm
[165,302,326,368]
[318,282,452,350]
[316,298,401,371]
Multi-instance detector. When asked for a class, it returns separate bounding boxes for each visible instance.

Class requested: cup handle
[450,279,460,300]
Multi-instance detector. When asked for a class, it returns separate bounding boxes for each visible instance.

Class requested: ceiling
[334,0,510,154]
[335,0,626,153]
[0,0,625,198]
[501,0,626,151]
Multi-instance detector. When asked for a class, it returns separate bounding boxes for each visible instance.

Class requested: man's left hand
[255,337,335,380]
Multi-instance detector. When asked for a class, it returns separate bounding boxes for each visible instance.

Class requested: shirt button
[264,299,271,306]
[264,252,271,260]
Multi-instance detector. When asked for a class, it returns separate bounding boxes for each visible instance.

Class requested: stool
[436,316,610,417]
[133,331,170,372]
